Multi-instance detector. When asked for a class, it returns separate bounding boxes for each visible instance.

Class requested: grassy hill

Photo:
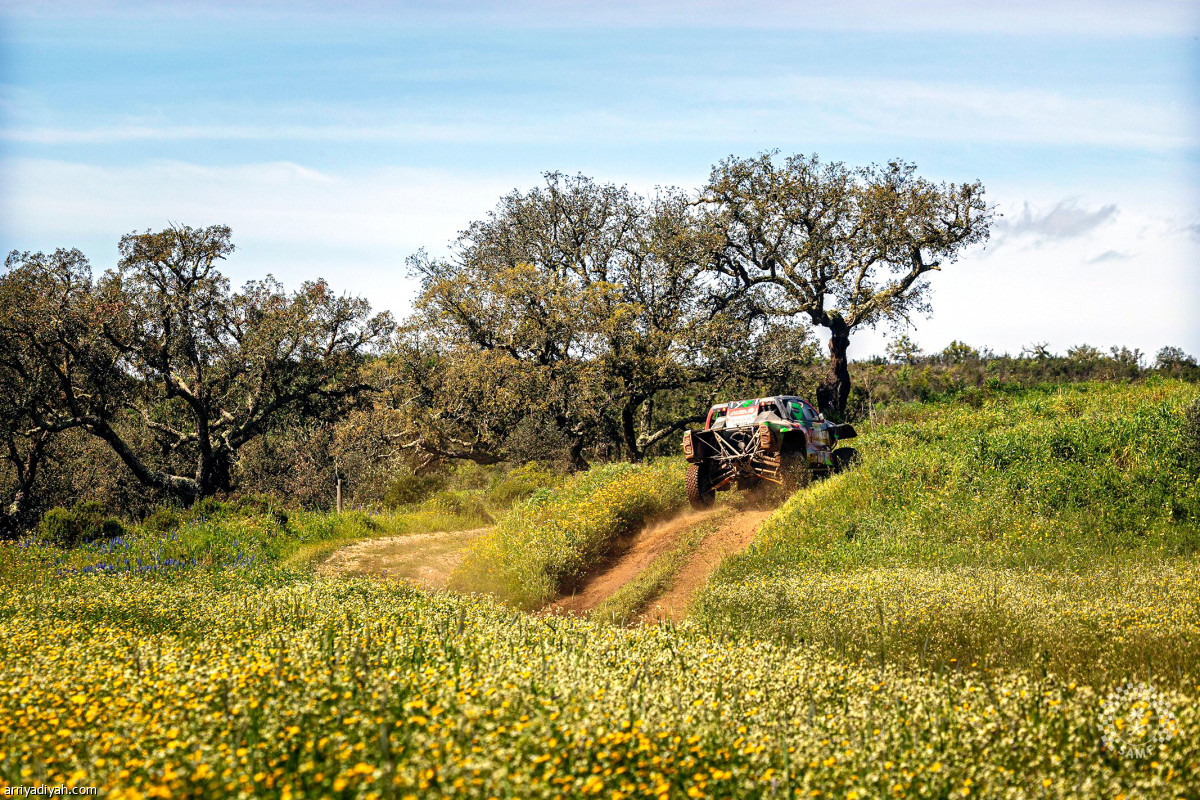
[695,380,1200,686]
[450,460,685,608]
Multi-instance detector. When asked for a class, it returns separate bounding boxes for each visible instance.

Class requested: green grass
[694,380,1200,687]
[0,502,488,587]
[451,459,686,609]
[3,386,1200,797]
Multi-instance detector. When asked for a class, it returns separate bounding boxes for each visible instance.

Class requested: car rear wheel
[686,462,716,509]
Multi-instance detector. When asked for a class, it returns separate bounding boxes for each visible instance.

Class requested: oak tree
[400,173,816,466]
[700,152,993,416]
[0,226,392,504]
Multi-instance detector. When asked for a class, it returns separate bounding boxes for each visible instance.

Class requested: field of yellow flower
[2,574,1197,798]
[0,380,1197,798]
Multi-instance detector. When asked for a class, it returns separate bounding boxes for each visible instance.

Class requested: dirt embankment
[316,528,487,589]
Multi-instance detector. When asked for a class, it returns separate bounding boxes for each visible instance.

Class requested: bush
[383,470,448,508]
[36,501,124,549]
[225,494,289,525]
[142,506,183,533]
[486,462,564,508]
[141,495,289,535]
[1184,399,1200,471]
[418,490,493,524]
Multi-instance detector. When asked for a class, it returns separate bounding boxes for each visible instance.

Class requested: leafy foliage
[0,226,392,507]
[35,500,124,549]
[700,152,993,414]
[393,173,819,469]
[484,462,565,509]
[383,469,449,508]
[1184,399,1200,471]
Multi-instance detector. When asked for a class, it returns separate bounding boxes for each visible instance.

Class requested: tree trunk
[567,435,590,473]
[1,432,48,537]
[620,400,642,463]
[824,317,852,418]
[198,448,234,496]
[88,420,200,503]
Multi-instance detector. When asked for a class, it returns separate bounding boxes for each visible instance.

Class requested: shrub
[140,495,289,536]
[191,496,224,520]
[1184,399,1200,471]
[36,501,124,549]
[418,490,493,524]
[485,462,564,508]
[142,507,183,533]
[383,470,447,508]
[226,494,289,525]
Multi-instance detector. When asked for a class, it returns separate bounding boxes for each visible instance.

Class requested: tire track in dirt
[550,510,721,615]
[549,506,773,620]
[640,508,771,622]
[316,527,488,589]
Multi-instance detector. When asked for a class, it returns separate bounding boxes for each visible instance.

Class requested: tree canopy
[394,173,817,468]
[700,152,993,415]
[0,225,392,512]
[0,151,1003,527]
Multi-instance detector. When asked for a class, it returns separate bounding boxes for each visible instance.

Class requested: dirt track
[315,527,487,589]
[640,508,771,621]
[317,504,771,619]
[550,510,721,614]
[551,506,773,621]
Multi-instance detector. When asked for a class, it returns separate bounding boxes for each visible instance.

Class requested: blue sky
[2,0,1197,358]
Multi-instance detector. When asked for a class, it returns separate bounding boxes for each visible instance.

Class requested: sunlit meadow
[1,381,1197,797]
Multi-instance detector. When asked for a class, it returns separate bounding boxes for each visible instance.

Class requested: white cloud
[996,200,1119,243]
[1085,250,1129,264]
[851,194,1200,358]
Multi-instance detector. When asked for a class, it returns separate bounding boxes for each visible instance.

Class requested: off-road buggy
[681,396,858,508]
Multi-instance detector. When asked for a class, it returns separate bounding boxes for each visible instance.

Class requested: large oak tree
[399,173,816,467]
[0,226,392,505]
[700,152,993,416]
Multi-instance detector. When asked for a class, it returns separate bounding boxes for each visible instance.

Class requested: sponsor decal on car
[724,406,759,427]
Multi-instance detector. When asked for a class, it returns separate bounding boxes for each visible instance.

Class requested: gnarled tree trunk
[823,316,852,419]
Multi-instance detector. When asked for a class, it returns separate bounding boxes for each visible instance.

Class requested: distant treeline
[845,340,1199,419]
[1,152,1195,533]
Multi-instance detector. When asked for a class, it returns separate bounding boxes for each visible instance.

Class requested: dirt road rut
[316,528,486,589]
[551,506,772,621]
